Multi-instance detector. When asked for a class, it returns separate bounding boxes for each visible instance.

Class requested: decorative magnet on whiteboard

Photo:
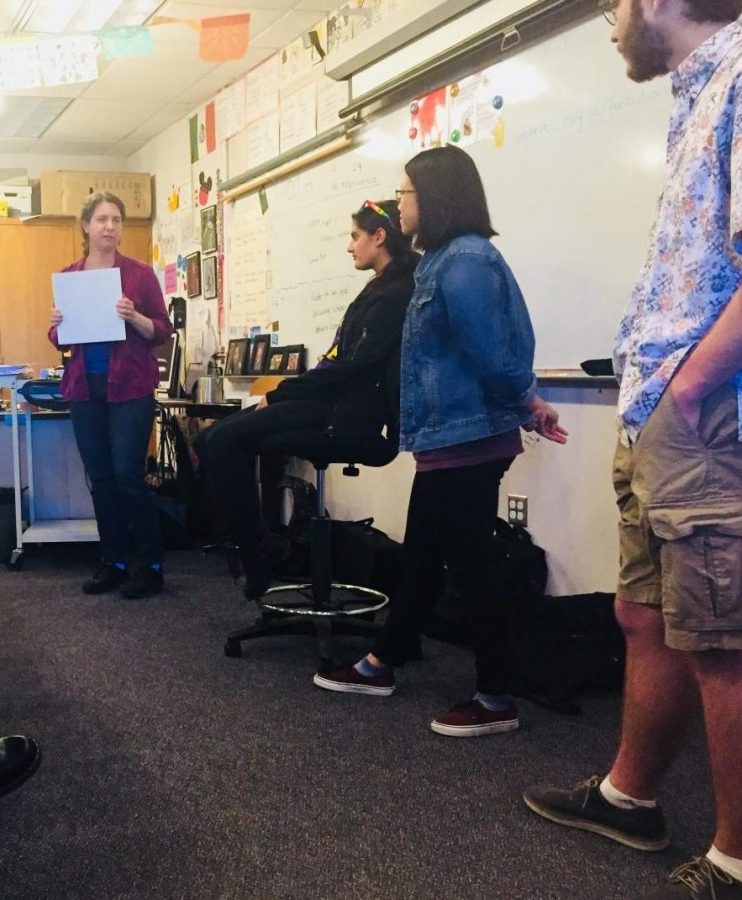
[492,95,504,110]
[409,127,418,140]
[450,129,461,143]
[450,83,460,97]
[494,119,506,148]
[410,100,419,114]
[167,185,180,212]
[463,120,473,137]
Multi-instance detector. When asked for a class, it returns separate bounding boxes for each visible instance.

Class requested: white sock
[707,845,742,883]
[599,775,658,810]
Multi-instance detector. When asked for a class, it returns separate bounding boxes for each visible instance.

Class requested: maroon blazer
[48,252,173,402]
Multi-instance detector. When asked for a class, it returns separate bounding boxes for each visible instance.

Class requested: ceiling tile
[30,139,125,156]
[3,81,91,100]
[112,142,150,156]
[251,10,327,48]
[0,138,35,154]
[124,103,194,141]
[42,98,166,142]
[82,42,217,101]
[1,1,349,159]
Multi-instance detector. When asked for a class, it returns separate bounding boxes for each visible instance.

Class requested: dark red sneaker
[313,665,395,696]
[430,699,519,737]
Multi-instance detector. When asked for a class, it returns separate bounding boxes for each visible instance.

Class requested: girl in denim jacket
[315,146,567,737]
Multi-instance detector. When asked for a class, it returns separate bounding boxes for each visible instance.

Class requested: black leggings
[373,458,514,695]
[198,399,333,547]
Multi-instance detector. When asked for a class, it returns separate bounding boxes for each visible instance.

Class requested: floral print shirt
[614,21,742,444]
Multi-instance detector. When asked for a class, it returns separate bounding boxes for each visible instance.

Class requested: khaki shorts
[614,382,742,651]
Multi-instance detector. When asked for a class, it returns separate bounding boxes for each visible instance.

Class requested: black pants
[198,399,333,547]
[69,376,162,567]
[373,458,514,695]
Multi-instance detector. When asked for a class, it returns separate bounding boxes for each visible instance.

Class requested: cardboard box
[40,171,152,219]
[0,182,40,217]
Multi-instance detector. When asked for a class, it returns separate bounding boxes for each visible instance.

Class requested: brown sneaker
[313,665,395,696]
[430,699,519,737]
[644,858,742,898]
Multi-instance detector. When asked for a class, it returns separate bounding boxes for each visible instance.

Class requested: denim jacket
[399,234,536,452]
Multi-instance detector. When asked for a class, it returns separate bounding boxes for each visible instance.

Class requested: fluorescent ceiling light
[19,0,128,35]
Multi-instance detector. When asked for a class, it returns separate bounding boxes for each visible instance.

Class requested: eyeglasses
[602,3,617,25]
[358,199,392,222]
[394,189,417,201]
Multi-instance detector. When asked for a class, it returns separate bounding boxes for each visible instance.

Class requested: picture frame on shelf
[282,344,305,375]
[185,251,201,297]
[266,347,286,374]
[202,254,217,300]
[200,205,217,254]
[246,334,271,375]
[225,338,249,376]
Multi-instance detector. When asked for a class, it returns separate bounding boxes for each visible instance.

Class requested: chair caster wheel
[224,639,242,658]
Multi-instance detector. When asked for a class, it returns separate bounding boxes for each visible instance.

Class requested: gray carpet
[0,546,713,900]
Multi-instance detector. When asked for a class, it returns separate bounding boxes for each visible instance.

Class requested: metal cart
[1,374,97,569]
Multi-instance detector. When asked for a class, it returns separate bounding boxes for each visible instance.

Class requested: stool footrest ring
[259,582,388,618]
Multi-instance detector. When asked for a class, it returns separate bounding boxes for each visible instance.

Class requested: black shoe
[121,566,163,599]
[0,735,41,797]
[82,562,128,595]
[523,774,669,852]
[644,857,742,898]
[241,533,290,601]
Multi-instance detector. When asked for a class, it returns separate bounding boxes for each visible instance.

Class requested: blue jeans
[69,376,162,567]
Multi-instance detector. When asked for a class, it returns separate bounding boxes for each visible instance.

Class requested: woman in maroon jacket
[49,191,173,598]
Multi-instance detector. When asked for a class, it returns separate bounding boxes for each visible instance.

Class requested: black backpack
[511,592,625,714]
[423,518,548,646]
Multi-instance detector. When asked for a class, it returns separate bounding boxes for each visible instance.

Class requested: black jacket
[267,252,419,437]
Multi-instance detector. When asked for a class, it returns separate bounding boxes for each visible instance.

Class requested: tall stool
[223,428,397,666]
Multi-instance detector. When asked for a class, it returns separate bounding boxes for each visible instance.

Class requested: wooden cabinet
[0,218,152,374]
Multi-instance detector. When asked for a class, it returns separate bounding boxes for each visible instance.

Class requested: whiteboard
[225,15,672,369]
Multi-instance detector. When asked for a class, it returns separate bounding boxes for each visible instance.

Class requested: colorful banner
[201,15,250,63]
[150,13,250,62]
[0,12,251,87]
[98,26,154,60]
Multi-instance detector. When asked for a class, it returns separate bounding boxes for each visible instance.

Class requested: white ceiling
[0,0,339,157]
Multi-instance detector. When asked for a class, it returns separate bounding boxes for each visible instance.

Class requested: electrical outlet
[507,494,528,528]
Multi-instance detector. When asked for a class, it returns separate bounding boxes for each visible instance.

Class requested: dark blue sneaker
[644,858,742,898]
[0,735,41,796]
[121,566,163,599]
[82,562,128,595]
[523,775,669,852]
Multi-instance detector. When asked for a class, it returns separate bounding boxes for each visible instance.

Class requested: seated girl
[198,199,419,598]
